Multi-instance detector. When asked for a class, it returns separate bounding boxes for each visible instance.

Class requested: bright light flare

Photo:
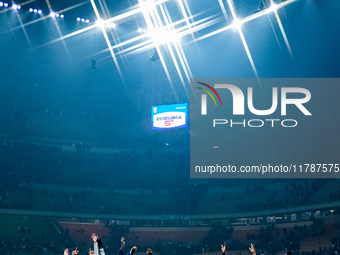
[90,0,123,82]
[95,19,116,29]
[269,3,278,12]
[139,0,157,14]
[147,28,181,45]
[95,18,105,28]
[232,18,243,29]
[106,22,116,28]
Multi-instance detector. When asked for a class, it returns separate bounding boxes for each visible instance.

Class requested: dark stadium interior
[0,0,340,255]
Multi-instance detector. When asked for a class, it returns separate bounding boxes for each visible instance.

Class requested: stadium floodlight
[13,4,20,9]
[77,17,80,21]
[33,8,37,13]
[81,18,85,22]
[29,8,33,12]
[56,13,59,17]
[38,10,42,14]
[85,19,89,23]
[50,11,56,17]
[4,2,8,7]
[60,14,64,18]
[0,2,4,7]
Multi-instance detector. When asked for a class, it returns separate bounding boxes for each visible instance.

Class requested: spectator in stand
[117,237,125,255]
[221,242,256,255]
[89,233,105,255]
[63,248,79,255]
[117,237,137,255]
[249,243,256,255]
[221,242,226,255]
